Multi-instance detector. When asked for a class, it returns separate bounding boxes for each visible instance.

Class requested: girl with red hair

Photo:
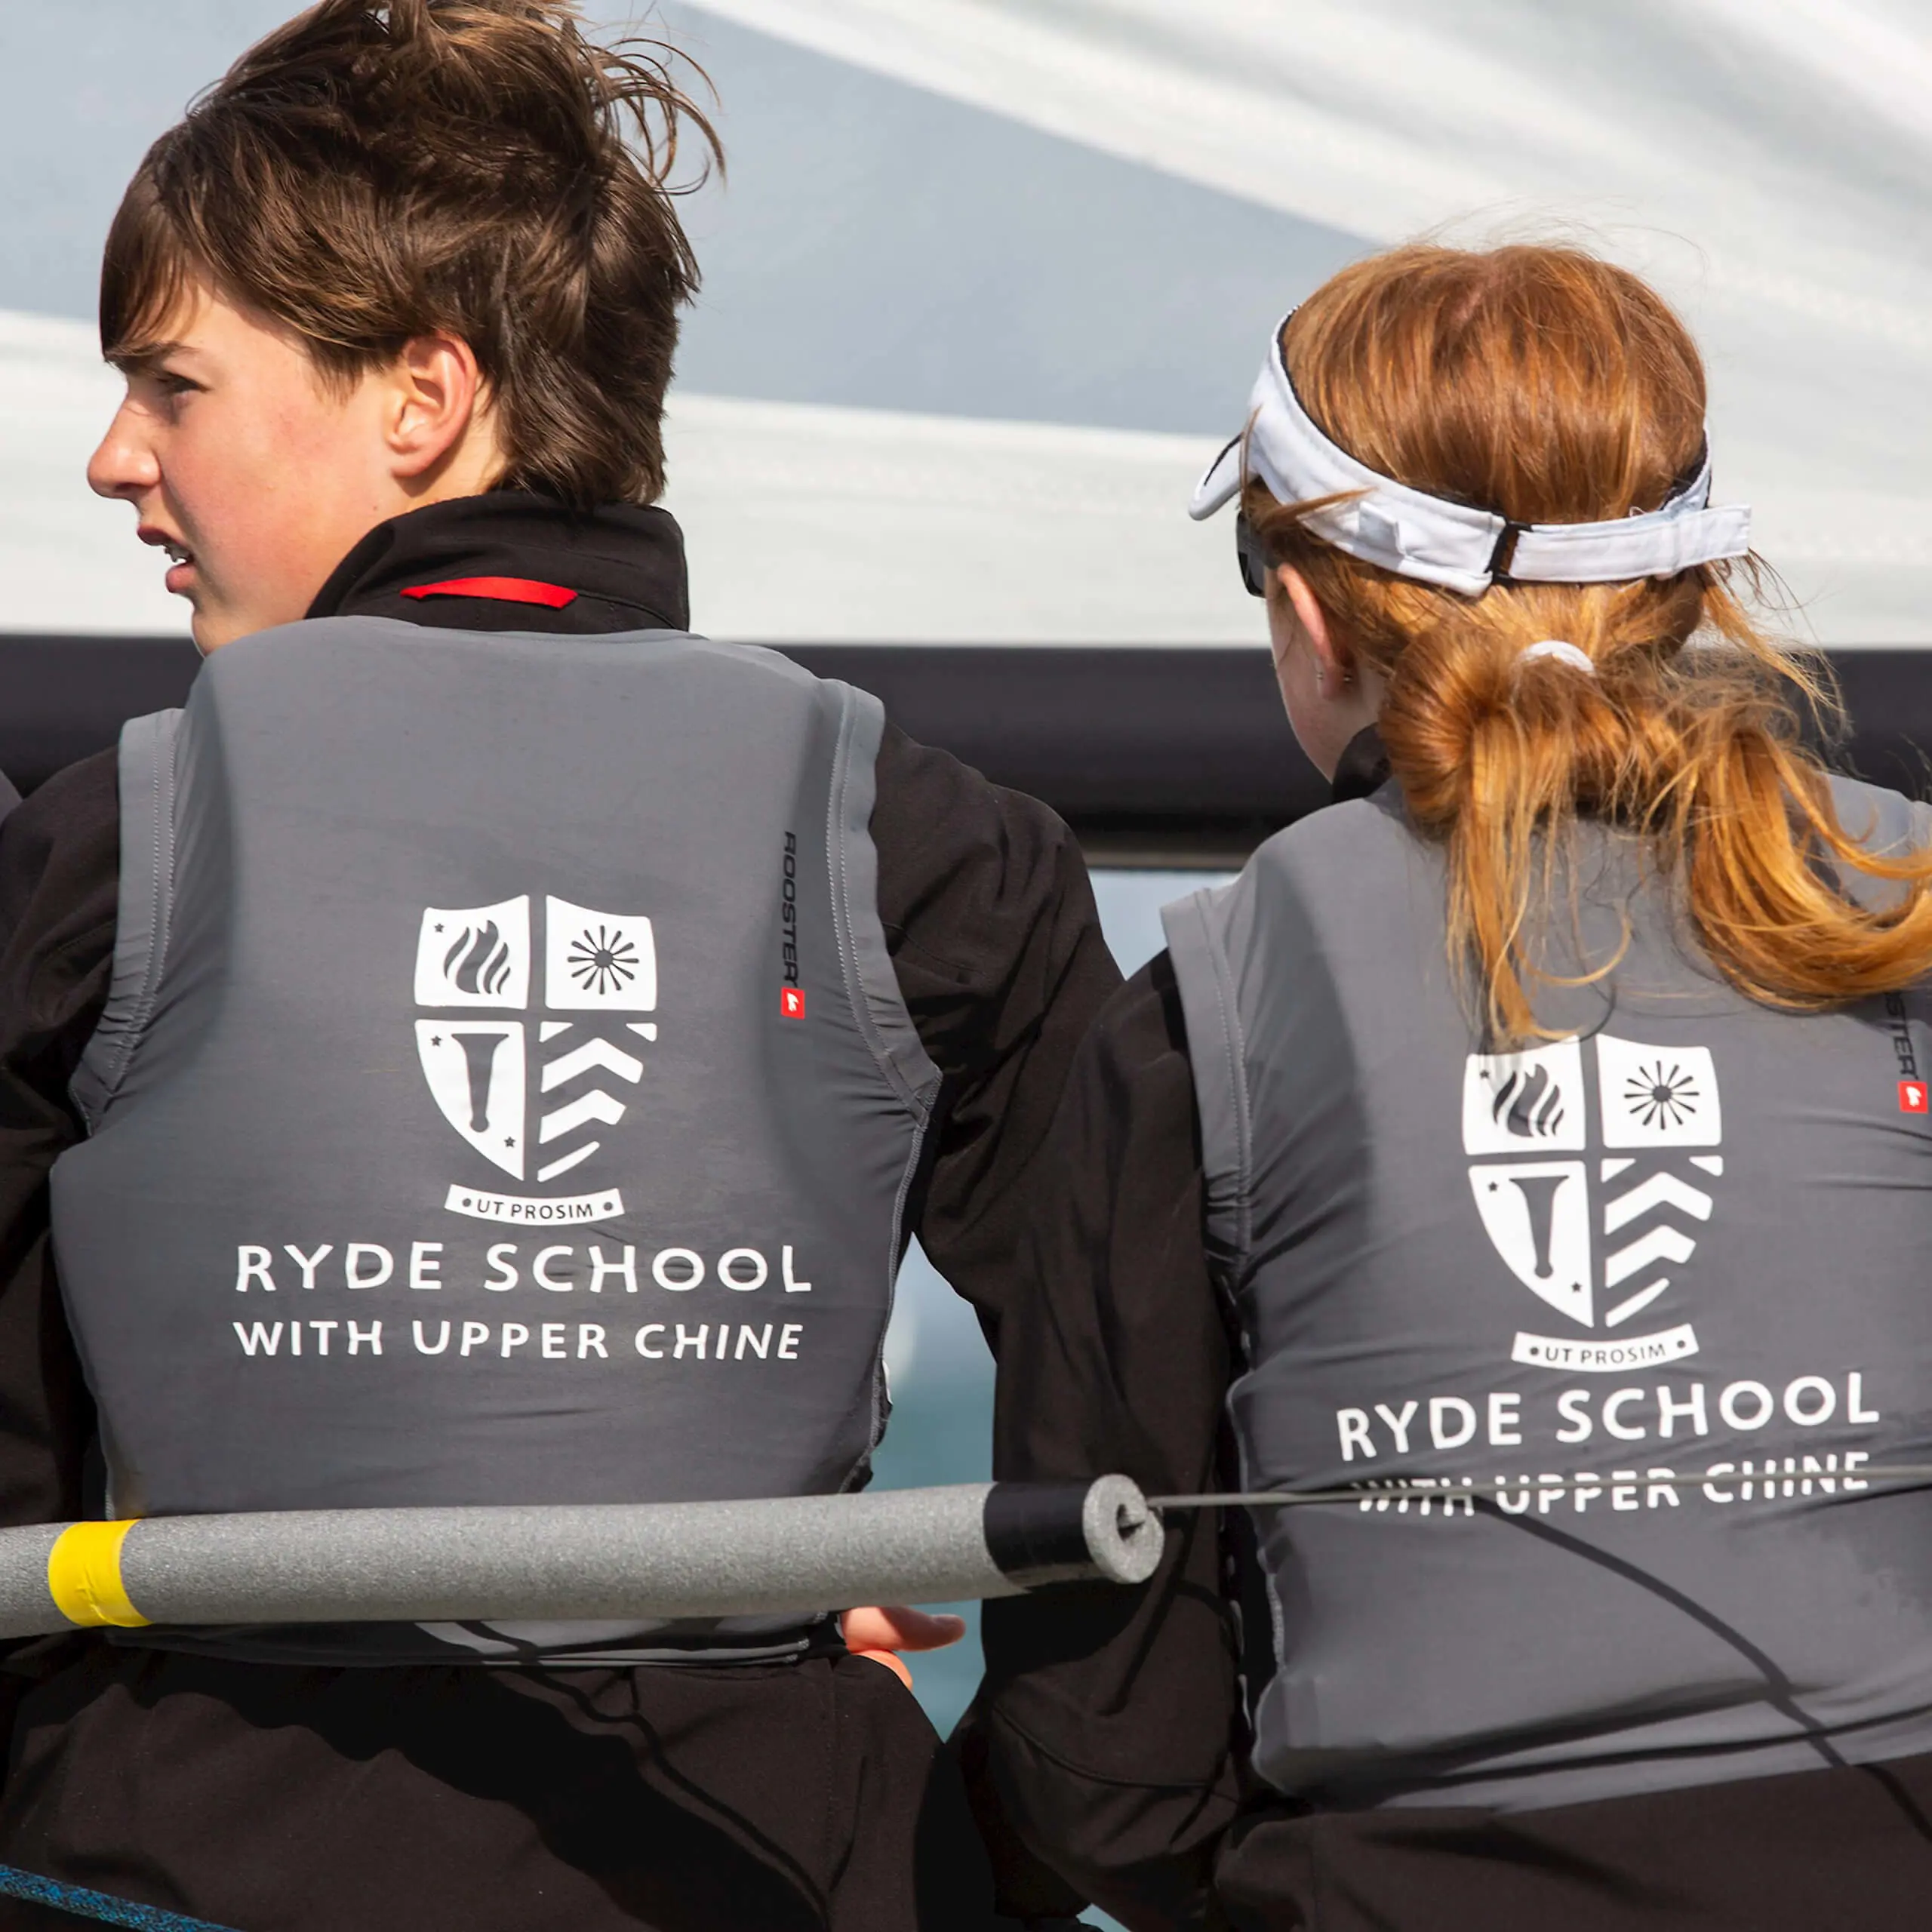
[971,244,1932,1931]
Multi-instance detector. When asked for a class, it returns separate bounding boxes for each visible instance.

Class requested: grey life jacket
[50,618,939,1666]
[1164,776,1932,1811]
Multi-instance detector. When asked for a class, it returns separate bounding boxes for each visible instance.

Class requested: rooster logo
[413,896,657,1218]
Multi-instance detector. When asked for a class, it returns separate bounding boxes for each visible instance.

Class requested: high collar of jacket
[1331,724,1392,804]
[306,491,690,634]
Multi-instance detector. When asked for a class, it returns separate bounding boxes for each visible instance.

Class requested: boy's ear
[386,331,492,482]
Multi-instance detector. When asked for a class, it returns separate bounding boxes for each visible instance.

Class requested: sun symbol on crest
[1625,1060,1701,1131]
[568,926,641,998]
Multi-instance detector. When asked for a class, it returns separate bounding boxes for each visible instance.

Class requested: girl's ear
[1279,565,1351,686]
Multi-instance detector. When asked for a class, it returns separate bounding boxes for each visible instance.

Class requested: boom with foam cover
[0,1478,1161,1638]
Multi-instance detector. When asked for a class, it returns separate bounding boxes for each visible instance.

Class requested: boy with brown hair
[0,5,1118,1926]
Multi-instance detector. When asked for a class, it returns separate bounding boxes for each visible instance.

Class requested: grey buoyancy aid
[1164,777,1932,1811]
[50,619,938,1664]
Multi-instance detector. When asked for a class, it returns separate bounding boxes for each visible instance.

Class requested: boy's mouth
[139,525,198,596]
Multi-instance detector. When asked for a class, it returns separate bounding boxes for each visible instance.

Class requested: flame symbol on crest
[1491,1063,1566,1139]
[444,921,513,998]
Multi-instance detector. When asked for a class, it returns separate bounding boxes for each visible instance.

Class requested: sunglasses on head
[1235,512,1269,598]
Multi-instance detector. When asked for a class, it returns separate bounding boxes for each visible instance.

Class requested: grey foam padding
[1083,1474,1162,1585]
[0,1525,66,1632]
[0,1479,1160,1637]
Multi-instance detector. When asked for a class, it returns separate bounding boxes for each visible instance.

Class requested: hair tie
[1520,638,1596,677]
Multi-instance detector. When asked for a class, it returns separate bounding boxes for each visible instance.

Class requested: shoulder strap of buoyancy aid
[66,670,939,1139]
[1825,773,1932,915]
[827,685,940,1121]
[69,709,184,1133]
[1161,881,1254,1275]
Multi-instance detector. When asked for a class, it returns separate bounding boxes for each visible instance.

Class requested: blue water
[871,870,1230,1931]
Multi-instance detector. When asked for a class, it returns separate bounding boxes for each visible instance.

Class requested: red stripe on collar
[400,577,579,609]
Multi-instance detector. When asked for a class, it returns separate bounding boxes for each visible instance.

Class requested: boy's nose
[88,398,161,501]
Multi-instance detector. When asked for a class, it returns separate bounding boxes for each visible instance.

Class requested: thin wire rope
[0,1863,240,1930]
[1150,1464,1932,1509]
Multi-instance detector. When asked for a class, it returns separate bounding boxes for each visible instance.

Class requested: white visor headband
[1190,312,1752,596]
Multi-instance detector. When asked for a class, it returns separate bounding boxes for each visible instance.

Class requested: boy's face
[89,281,494,651]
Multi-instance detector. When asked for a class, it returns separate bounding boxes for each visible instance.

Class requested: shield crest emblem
[414,895,656,1212]
[1464,1035,1721,1365]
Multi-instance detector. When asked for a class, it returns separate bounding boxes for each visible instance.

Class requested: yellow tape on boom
[46,1521,149,1629]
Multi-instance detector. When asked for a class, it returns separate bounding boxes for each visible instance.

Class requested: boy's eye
[155,372,202,397]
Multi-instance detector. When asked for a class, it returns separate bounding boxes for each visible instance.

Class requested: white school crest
[414,897,657,1225]
[1463,1035,1721,1371]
